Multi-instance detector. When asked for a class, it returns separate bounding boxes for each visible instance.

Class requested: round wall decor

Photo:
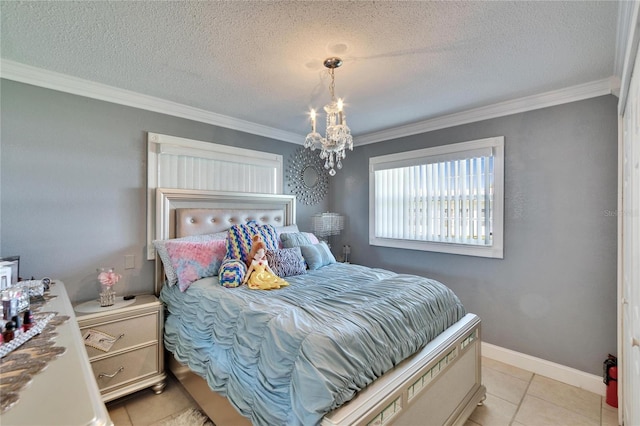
[287,147,329,205]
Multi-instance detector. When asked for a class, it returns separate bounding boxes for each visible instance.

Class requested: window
[369,136,504,258]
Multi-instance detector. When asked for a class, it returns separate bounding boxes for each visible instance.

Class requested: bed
[154,188,485,426]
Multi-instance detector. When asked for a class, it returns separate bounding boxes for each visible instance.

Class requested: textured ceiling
[0,1,619,139]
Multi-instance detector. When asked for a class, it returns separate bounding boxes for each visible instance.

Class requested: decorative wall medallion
[287,147,329,205]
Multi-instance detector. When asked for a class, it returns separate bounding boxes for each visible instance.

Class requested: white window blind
[369,137,504,258]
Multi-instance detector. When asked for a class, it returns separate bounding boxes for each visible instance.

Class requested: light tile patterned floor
[107,357,619,425]
[106,375,202,426]
[466,358,619,426]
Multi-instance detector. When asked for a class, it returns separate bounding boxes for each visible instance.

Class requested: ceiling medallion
[287,147,329,205]
[304,57,353,176]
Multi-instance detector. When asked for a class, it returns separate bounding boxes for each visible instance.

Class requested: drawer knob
[98,333,125,344]
[98,366,124,379]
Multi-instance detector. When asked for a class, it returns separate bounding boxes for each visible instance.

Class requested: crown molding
[355,77,616,146]
[613,0,637,82]
[1,60,616,147]
[0,59,303,144]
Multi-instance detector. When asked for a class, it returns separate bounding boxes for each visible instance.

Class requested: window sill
[369,237,504,259]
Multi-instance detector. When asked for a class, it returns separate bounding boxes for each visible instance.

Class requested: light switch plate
[124,255,135,270]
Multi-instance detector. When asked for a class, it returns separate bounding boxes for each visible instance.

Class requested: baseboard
[481,342,606,396]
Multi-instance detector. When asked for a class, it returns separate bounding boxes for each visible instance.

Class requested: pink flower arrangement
[98,268,121,287]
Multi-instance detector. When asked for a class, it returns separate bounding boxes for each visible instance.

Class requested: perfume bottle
[2,320,16,343]
[11,315,22,331]
[22,310,33,332]
[2,289,17,321]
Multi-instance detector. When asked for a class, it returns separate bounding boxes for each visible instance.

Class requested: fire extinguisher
[603,354,618,408]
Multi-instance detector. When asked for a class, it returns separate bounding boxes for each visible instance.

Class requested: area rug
[159,408,215,426]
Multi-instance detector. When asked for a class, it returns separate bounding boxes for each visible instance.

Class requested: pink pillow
[164,239,227,292]
[303,232,320,244]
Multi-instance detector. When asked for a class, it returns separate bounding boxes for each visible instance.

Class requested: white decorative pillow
[275,224,300,234]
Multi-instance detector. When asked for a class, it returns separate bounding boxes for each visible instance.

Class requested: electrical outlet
[124,255,135,270]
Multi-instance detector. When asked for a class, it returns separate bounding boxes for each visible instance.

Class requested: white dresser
[74,294,166,402]
[0,281,112,426]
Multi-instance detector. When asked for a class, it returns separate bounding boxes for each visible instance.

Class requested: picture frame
[0,255,20,288]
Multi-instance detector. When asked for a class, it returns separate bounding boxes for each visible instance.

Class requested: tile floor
[106,357,619,425]
[465,358,618,426]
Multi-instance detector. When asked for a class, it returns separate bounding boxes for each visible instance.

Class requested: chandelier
[304,57,353,176]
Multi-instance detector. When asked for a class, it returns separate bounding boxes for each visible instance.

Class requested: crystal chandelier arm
[310,109,316,133]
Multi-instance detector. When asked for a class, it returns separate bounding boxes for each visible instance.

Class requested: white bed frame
[154,188,486,426]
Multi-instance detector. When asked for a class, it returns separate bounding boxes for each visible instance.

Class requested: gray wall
[0,79,327,303]
[330,95,618,375]
[0,78,618,375]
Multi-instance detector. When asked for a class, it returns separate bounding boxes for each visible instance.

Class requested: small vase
[99,284,116,307]
[97,267,117,307]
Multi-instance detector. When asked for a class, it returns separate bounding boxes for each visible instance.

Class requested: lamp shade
[312,212,344,237]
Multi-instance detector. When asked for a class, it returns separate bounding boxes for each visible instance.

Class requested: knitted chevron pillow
[224,222,278,264]
[218,258,247,288]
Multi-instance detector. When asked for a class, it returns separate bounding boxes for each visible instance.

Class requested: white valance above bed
[146,132,284,259]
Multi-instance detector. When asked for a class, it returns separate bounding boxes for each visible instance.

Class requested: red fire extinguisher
[603,354,618,408]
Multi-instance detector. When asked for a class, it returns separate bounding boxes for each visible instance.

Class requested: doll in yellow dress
[242,237,289,290]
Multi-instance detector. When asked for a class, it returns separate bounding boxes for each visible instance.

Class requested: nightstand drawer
[80,312,158,358]
[92,344,159,393]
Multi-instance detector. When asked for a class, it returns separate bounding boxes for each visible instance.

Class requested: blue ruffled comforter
[161,263,465,425]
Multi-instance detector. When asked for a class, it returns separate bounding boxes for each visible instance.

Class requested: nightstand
[74,294,166,402]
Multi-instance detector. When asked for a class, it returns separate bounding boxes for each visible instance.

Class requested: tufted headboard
[176,208,287,237]
[154,188,296,294]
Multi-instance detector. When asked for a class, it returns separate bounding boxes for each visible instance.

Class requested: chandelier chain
[328,68,336,102]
